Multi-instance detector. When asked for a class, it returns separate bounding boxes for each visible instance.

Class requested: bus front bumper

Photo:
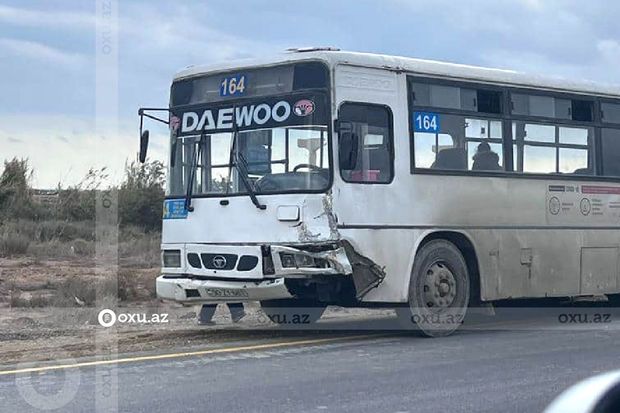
[156,276,293,304]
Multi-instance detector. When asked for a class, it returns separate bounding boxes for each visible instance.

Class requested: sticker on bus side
[413,112,440,133]
[163,199,188,220]
[220,74,246,97]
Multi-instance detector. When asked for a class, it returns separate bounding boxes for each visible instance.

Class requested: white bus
[138,48,620,336]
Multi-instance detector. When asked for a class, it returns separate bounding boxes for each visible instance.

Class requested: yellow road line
[0,334,381,377]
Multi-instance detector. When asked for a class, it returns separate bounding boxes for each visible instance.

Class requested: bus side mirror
[139,130,149,163]
[338,121,358,170]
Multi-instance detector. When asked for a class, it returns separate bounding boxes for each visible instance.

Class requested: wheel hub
[424,262,457,310]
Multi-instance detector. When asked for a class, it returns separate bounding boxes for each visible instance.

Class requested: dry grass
[1,219,95,243]
[2,220,161,307]
[54,270,157,307]
[8,269,159,308]
[10,292,52,308]
[0,233,30,256]
[26,240,92,258]
[118,269,158,302]
[119,227,160,268]
[0,219,159,262]
[0,219,97,258]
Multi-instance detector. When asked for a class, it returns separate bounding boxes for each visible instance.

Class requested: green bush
[0,158,165,262]
[56,188,95,221]
[0,158,45,220]
[55,168,107,222]
[118,160,165,231]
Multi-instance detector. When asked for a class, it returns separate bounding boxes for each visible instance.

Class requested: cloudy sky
[1,0,619,187]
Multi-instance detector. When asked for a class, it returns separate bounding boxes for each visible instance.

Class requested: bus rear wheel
[400,239,470,337]
[260,299,326,325]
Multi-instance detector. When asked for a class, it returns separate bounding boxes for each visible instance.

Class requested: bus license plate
[204,288,249,298]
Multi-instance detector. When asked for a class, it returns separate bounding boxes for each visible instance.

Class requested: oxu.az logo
[98,309,169,327]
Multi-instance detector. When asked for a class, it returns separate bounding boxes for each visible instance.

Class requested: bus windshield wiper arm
[226,128,266,210]
[235,151,266,210]
[185,130,206,212]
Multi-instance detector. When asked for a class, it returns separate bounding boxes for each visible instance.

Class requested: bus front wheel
[399,239,470,337]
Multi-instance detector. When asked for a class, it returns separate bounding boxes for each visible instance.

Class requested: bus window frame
[337,101,396,185]
[407,74,620,182]
[601,98,620,127]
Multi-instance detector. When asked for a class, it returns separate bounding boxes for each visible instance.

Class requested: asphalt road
[2,309,620,413]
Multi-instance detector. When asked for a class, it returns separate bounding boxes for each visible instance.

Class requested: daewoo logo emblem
[293,99,315,117]
[212,255,227,269]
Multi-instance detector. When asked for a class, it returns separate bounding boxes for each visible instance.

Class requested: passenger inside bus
[431,148,467,170]
[472,142,502,171]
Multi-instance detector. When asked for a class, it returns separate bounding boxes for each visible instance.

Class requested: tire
[260,299,326,325]
[399,239,470,337]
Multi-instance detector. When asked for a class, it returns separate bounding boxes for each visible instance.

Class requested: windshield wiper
[185,129,207,212]
[226,128,267,210]
[236,151,267,210]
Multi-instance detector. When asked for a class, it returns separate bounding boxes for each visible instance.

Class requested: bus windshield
[167,124,330,197]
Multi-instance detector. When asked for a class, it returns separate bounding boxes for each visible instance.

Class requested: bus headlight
[279,252,329,269]
[162,250,181,268]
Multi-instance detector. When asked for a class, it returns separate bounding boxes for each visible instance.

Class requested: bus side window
[602,103,620,125]
[413,114,466,171]
[602,129,620,177]
[338,103,394,184]
[512,122,593,175]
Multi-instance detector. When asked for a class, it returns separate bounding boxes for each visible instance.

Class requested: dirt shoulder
[0,257,395,367]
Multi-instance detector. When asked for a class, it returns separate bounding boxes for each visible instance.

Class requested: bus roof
[174,49,620,99]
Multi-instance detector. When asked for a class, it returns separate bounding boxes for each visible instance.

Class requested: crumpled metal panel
[341,241,386,299]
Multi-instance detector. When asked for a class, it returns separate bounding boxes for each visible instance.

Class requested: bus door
[332,65,404,227]
[332,65,412,303]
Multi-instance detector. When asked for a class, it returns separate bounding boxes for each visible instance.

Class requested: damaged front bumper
[156,276,293,304]
[157,241,385,304]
